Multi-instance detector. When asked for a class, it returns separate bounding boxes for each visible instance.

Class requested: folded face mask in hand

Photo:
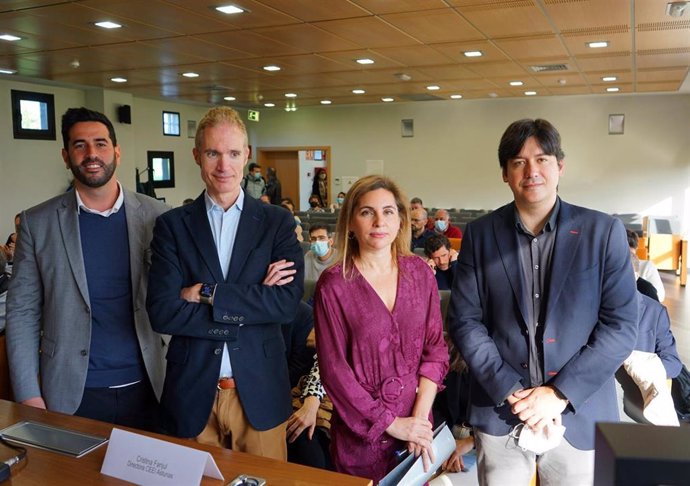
[512,422,566,455]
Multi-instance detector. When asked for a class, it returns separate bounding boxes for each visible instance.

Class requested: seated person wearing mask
[307,195,325,213]
[424,234,459,290]
[434,209,462,239]
[304,224,337,282]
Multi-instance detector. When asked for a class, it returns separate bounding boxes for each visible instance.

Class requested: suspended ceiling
[0,0,688,108]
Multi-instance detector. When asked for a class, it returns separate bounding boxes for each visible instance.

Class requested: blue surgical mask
[310,240,330,257]
[336,197,344,205]
[435,220,448,232]
[253,172,262,180]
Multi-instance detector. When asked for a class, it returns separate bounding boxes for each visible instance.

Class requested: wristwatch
[199,283,216,305]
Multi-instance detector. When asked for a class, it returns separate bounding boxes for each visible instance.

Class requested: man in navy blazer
[448,119,638,485]
[147,106,303,460]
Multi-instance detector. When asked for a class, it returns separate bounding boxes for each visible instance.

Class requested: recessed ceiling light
[587,41,609,48]
[463,50,483,57]
[606,87,620,92]
[381,97,394,102]
[524,91,537,96]
[94,21,122,29]
[509,81,524,86]
[0,68,16,74]
[264,103,275,107]
[285,93,297,98]
[215,5,244,14]
[224,96,236,101]
[320,100,332,105]
[352,89,365,94]
[356,58,375,65]
[182,72,199,78]
[488,92,498,98]
[263,65,281,72]
[450,94,463,99]
[0,34,21,41]
[602,76,617,82]
[395,72,412,81]
[110,77,127,83]
[426,85,440,91]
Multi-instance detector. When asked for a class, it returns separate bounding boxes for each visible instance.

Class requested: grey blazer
[6,187,169,414]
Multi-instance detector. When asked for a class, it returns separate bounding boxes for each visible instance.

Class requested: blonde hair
[334,175,412,277]
[195,106,248,150]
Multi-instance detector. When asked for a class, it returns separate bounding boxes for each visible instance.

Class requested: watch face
[200,283,214,298]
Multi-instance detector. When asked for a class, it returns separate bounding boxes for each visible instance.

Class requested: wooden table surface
[0,400,371,485]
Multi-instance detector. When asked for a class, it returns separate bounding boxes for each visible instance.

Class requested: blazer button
[208,329,213,335]
[213,348,222,355]
[80,349,88,356]
[223,315,229,321]
[239,316,244,322]
[233,316,238,322]
[521,362,528,369]
[223,330,229,335]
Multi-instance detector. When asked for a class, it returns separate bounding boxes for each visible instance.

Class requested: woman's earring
[348,231,355,240]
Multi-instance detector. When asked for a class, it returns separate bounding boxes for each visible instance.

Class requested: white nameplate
[101,428,224,486]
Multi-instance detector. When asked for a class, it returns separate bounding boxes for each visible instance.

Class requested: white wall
[1,77,689,240]
[250,93,690,234]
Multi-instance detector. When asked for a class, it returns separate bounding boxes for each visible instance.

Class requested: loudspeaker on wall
[118,105,131,124]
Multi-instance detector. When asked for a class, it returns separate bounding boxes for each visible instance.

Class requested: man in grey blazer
[6,107,169,431]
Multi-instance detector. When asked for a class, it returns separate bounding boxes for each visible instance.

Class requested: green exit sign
[248,110,260,122]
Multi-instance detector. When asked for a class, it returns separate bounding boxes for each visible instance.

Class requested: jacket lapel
[493,205,530,326]
[545,201,582,324]
[227,196,264,282]
[184,196,225,283]
[57,192,90,305]
[123,190,143,295]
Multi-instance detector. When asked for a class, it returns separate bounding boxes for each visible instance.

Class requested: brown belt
[217,377,236,390]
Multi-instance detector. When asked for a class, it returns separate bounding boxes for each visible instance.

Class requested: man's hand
[0,244,11,261]
[22,396,47,409]
[286,396,319,443]
[442,437,475,473]
[263,260,296,286]
[450,248,459,262]
[425,258,436,274]
[180,283,202,303]
[510,386,568,432]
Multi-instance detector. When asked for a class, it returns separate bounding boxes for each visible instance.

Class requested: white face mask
[310,240,330,257]
[435,220,448,232]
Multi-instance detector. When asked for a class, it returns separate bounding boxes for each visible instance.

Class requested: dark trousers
[75,380,160,432]
[287,427,332,470]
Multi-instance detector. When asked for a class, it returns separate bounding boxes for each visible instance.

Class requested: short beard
[69,156,116,188]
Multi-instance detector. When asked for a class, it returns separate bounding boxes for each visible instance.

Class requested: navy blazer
[147,193,304,437]
[448,199,638,449]
[635,292,682,379]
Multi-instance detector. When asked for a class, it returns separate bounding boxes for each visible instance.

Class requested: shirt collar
[75,181,124,217]
[204,189,245,214]
[514,197,560,235]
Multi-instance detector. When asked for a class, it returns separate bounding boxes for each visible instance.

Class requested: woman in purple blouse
[314,175,449,483]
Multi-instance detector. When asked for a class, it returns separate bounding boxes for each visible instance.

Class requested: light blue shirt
[205,189,244,378]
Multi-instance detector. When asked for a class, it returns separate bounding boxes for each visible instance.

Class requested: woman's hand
[442,437,475,473]
[386,417,435,471]
[286,396,320,443]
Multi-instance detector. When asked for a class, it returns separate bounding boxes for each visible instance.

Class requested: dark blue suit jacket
[635,292,682,379]
[147,193,304,437]
[448,199,638,449]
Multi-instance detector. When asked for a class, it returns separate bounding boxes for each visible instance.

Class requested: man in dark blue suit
[448,119,638,485]
[147,106,304,460]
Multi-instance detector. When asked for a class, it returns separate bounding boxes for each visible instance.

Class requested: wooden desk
[0,400,371,486]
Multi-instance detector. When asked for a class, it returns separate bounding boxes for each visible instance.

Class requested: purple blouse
[314,255,448,482]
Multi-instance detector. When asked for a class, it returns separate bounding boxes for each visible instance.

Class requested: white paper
[101,428,224,486]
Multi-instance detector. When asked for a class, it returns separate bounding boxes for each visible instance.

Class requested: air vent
[399,93,444,101]
[530,63,569,72]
